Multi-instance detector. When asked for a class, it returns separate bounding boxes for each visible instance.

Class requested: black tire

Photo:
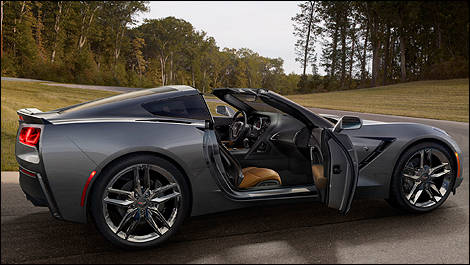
[387,142,456,213]
[90,154,191,249]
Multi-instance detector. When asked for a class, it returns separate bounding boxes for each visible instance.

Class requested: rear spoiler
[17,108,52,124]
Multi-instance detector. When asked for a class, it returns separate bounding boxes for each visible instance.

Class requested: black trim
[37,139,63,220]
[358,137,396,170]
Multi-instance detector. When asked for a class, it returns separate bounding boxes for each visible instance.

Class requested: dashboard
[247,115,271,139]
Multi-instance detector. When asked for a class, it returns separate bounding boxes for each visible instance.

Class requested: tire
[387,142,456,213]
[90,154,190,249]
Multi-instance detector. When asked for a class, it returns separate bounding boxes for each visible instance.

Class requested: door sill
[223,184,320,202]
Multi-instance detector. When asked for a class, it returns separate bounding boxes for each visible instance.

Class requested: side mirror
[216,105,235,117]
[333,115,362,133]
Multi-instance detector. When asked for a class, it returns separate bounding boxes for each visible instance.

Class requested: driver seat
[218,145,282,188]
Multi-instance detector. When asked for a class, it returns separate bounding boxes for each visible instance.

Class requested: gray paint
[15,86,464,224]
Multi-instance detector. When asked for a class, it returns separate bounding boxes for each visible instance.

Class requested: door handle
[333,165,342,174]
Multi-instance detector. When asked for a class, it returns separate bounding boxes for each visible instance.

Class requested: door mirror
[333,116,362,132]
[216,105,235,117]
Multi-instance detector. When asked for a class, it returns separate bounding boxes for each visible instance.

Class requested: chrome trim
[50,118,206,127]
[293,129,301,143]
[270,132,280,141]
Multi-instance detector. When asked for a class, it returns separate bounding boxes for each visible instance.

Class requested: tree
[292,1,320,77]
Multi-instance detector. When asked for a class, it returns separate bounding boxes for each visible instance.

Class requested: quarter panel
[343,122,461,199]
[46,121,226,223]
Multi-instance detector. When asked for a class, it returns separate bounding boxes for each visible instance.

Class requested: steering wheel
[229,110,249,145]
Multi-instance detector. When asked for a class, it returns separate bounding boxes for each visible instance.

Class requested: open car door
[212,88,359,214]
[311,128,358,215]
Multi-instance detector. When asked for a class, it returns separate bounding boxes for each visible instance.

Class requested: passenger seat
[218,145,282,188]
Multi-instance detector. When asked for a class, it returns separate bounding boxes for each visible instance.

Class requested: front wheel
[387,142,456,213]
[90,155,190,249]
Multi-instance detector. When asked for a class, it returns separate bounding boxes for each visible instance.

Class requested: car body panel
[15,86,463,224]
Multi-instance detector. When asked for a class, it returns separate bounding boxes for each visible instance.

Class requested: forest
[1,1,468,94]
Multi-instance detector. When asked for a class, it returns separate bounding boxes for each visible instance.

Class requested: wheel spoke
[150,183,178,199]
[116,208,138,234]
[149,207,170,229]
[124,219,139,240]
[144,212,162,236]
[430,163,448,174]
[425,188,438,203]
[104,197,134,207]
[429,183,443,197]
[151,191,181,204]
[134,167,143,196]
[403,173,420,181]
[143,165,151,189]
[431,169,451,178]
[406,182,420,200]
[425,149,433,167]
[420,150,425,168]
[412,188,424,205]
[156,183,178,193]
[107,188,134,199]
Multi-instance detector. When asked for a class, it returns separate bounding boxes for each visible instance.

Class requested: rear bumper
[19,167,63,220]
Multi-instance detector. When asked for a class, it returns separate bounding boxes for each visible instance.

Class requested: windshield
[228,93,284,113]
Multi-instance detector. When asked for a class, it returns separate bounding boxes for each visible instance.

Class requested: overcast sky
[136,1,320,75]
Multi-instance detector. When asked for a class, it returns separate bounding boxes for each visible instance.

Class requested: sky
[135,1,323,75]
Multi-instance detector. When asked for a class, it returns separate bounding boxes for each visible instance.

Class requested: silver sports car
[15,85,464,248]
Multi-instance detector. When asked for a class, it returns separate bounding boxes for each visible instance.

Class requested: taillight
[19,127,41,147]
[19,115,24,121]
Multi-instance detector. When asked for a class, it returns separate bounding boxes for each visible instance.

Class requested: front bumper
[19,167,63,220]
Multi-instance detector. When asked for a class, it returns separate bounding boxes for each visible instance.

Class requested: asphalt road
[2,109,468,263]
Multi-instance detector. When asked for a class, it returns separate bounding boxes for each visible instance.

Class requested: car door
[211,88,359,212]
[311,128,358,214]
[259,91,358,214]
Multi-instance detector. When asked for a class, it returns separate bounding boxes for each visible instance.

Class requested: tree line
[293,1,468,93]
[0,1,299,94]
[1,1,468,95]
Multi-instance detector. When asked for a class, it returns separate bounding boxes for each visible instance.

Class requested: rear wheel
[387,142,456,213]
[90,155,190,249]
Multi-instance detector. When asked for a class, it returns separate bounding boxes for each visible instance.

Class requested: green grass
[1,81,118,171]
[287,79,469,122]
[2,79,468,171]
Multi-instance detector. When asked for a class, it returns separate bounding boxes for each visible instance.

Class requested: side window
[142,94,211,120]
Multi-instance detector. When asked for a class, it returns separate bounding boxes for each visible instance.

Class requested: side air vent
[359,138,396,170]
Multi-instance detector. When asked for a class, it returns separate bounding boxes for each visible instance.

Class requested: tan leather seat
[239,167,282,188]
[312,164,327,189]
[217,144,281,188]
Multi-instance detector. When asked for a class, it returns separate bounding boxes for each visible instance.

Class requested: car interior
[211,93,326,191]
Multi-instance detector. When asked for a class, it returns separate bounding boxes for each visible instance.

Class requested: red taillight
[19,127,41,147]
[19,115,24,121]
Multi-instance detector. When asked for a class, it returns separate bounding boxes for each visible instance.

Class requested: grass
[2,79,468,171]
[287,79,469,122]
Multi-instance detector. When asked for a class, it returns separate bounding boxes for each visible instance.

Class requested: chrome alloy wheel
[401,148,453,208]
[102,164,181,243]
